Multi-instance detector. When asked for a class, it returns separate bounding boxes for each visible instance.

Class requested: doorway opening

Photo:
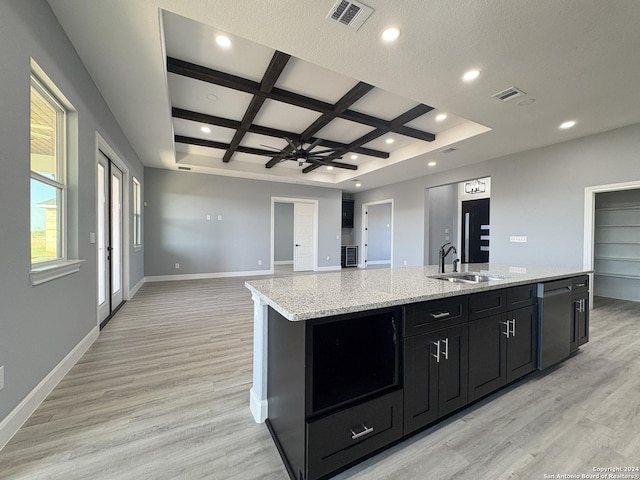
[584,180,640,304]
[271,197,318,273]
[361,199,393,268]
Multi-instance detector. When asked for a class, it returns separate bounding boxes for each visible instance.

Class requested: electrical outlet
[175,263,180,269]
[0,365,4,391]
[326,256,330,261]
[217,215,223,221]
[206,215,211,220]
[258,260,262,266]
[403,260,407,266]
[510,236,528,243]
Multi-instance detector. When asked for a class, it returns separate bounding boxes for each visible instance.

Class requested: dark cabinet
[403,324,468,434]
[342,199,354,228]
[468,287,537,402]
[570,276,589,352]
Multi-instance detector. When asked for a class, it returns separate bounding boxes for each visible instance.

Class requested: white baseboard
[367,260,391,265]
[249,387,268,423]
[128,277,145,299]
[274,260,293,265]
[145,269,274,282]
[0,326,99,451]
[315,265,342,272]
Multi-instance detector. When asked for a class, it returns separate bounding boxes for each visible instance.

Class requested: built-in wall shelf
[594,190,640,302]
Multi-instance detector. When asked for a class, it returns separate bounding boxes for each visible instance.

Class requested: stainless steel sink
[431,272,506,284]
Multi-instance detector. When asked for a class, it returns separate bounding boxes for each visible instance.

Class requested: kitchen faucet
[439,242,458,273]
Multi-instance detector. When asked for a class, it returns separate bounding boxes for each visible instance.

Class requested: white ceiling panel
[314,118,375,144]
[253,99,323,134]
[175,143,225,159]
[168,74,254,120]
[405,110,466,135]
[172,118,236,143]
[240,132,290,152]
[350,89,421,121]
[163,10,275,82]
[275,57,360,104]
[362,133,416,152]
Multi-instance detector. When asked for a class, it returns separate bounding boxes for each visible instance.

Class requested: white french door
[98,150,124,327]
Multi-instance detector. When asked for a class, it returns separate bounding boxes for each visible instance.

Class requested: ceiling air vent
[439,147,458,154]
[327,0,374,31]
[492,86,526,102]
[177,166,191,171]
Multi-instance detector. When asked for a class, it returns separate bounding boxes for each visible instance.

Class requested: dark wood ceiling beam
[171,108,390,159]
[175,135,280,157]
[302,160,357,174]
[168,56,435,142]
[223,51,291,162]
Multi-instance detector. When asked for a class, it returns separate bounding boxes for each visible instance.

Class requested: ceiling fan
[262,138,343,167]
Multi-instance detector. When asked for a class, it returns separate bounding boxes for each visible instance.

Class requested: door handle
[431,340,441,363]
[442,337,449,360]
[295,244,301,247]
[501,321,510,338]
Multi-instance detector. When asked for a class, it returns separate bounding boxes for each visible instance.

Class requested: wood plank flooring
[1,277,639,480]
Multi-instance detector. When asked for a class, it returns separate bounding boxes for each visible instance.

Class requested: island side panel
[250,293,269,423]
[267,307,307,480]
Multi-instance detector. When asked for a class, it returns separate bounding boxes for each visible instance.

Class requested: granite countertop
[245,263,591,321]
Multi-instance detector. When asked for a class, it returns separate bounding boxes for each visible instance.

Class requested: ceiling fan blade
[307,148,337,155]
[260,144,284,151]
[285,137,298,151]
[304,137,323,152]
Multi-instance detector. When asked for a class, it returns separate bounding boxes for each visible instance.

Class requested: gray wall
[366,203,392,263]
[274,202,294,262]
[354,122,640,270]
[143,168,342,275]
[426,183,458,265]
[0,0,144,423]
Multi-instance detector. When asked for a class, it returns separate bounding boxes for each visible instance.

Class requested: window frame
[132,177,142,248]
[30,74,68,266]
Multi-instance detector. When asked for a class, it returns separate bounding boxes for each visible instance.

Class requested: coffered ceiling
[47,0,640,192]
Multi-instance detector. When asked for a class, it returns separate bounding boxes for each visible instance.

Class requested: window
[133,177,142,247]
[30,75,66,264]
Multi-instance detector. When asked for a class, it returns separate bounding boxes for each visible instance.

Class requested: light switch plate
[0,365,4,391]
[89,232,96,244]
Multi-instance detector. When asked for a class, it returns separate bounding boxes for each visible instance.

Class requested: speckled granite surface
[245,264,592,321]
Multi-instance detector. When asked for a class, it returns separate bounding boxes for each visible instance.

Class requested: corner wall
[0,0,144,436]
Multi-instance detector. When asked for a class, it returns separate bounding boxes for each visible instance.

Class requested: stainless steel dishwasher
[536,279,573,369]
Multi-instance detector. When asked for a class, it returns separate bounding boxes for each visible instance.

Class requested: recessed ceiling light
[435,113,447,122]
[463,69,480,82]
[381,27,400,42]
[216,35,231,48]
[326,166,334,171]
[385,137,394,145]
[428,161,437,167]
[559,120,576,129]
[206,94,219,101]
[350,154,358,160]
[201,126,211,134]
[355,183,362,188]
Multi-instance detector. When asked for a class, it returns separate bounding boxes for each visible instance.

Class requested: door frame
[360,199,394,268]
[583,179,640,308]
[95,132,131,327]
[270,196,318,273]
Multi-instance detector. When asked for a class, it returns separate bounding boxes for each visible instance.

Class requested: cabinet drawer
[404,297,468,336]
[506,284,536,310]
[571,275,589,293]
[306,390,402,480]
[469,289,506,320]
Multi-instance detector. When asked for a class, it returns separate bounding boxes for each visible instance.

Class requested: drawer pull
[575,283,585,288]
[350,424,374,440]
[430,311,451,319]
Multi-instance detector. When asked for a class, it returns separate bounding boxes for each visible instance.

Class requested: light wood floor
[1,277,639,480]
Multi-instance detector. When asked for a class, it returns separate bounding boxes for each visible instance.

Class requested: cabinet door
[576,293,589,346]
[403,333,439,434]
[506,305,537,383]
[436,324,469,417]
[468,314,506,402]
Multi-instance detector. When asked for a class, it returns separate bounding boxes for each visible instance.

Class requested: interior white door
[294,202,315,272]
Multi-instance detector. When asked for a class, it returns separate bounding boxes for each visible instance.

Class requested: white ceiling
[47,0,640,193]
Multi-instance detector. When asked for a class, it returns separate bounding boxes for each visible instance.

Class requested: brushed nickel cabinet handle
[430,311,451,319]
[511,319,516,337]
[442,338,449,360]
[501,321,510,338]
[431,340,441,362]
[351,424,374,440]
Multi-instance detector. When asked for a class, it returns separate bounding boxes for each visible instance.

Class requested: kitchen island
[245,264,591,480]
